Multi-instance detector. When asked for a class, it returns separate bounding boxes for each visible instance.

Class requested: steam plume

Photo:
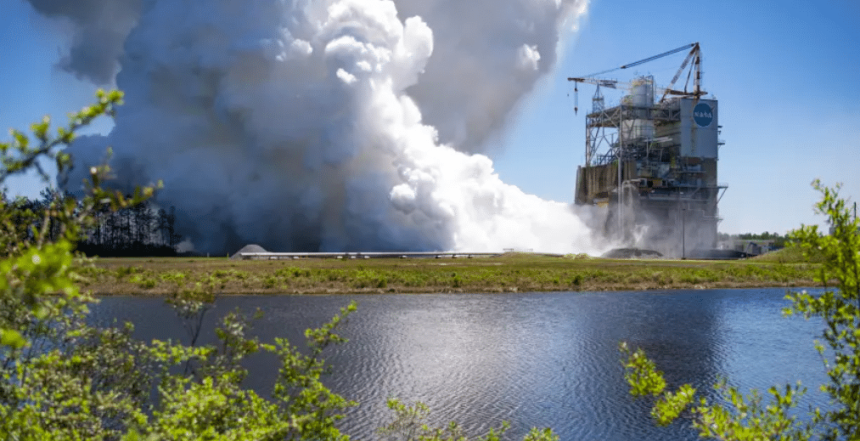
[44,0,602,254]
[26,0,141,84]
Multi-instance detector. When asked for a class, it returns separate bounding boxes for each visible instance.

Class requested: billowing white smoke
[395,0,589,151]
[26,0,142,84]
[41,0,603,254]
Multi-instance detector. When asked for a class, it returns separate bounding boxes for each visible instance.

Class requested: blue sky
[2,0,858,235]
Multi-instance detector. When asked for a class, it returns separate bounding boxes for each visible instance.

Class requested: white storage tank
[621,76,655,140]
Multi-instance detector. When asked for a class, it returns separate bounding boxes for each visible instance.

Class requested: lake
[91,288,828,440]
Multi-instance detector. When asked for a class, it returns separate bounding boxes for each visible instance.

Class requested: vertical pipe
[682,208,686,260]
[618,157,622,235]
[618,104,624,237]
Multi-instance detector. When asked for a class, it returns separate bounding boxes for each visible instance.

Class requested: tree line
[2,188,182,257]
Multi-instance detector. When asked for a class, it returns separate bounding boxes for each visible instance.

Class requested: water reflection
[91,289,826,441]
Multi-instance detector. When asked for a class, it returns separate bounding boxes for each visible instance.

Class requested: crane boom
[618,43,695,70]
[659,43,699,103]
[570,77,692,96]
[567,42,704,114]
[566,78,624,89]
[572,43,696,80]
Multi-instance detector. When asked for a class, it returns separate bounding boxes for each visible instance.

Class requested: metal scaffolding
[570,44,728,255]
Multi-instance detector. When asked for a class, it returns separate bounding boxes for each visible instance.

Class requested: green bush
[159,270,187,285]
[115,265,143,279]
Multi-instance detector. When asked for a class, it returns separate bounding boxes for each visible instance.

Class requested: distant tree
[72,197,184,256]
[156,207,170,245]
[724,231,788,248]
[106,209,120,248]
[131,200,151,245]
[167,205,180,247]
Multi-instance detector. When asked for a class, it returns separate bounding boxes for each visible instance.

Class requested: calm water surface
[91,288,828,440]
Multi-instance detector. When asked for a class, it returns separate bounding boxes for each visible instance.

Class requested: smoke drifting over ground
[36,0,605,254]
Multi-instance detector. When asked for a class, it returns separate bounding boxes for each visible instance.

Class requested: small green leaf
[0,329,27,349]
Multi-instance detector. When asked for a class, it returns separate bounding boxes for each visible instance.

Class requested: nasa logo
[693,102,713,127]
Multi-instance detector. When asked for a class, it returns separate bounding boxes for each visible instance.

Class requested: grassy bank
[78,253,823,295]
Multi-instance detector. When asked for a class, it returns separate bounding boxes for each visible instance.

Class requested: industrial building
[570,43,727,256]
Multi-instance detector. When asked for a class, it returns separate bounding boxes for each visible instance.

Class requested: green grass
[80,252,824,295]
[753,246,826,263]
